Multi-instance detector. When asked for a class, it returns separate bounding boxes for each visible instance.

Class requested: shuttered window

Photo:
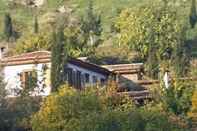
[20,71,37,89]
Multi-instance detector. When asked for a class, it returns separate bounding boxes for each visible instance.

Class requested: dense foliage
[88,44,140,65]
[31,84,188,131]
[115,1,190,78]
[15,32,52,53]
[190,0,197,28]
[3,13,14,41]
[51,27,67,91]
[0,0,196,130]
[188,89,197,124]
[0,67,42,131]
[162,80,196,116]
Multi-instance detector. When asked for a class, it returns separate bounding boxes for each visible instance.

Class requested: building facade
[0,51,112,96]
[1,51,144,96]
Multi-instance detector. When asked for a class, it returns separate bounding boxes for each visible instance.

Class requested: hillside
[0,0,148,40]
[0,0,196,57]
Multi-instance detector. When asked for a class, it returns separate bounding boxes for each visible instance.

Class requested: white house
[0,51,144,96]
[0,51,113,96]
[1,51,51,96]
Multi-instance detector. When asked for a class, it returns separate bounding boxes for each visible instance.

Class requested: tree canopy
[115,1,189,78]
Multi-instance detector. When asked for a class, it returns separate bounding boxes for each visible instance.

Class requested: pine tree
[51,27,66,92]
[34,15,39,34]
[172,24,190,77]
[147,44,159,79]
[81,0,102,46]
[190,0,197,28]
[3,13,13,41]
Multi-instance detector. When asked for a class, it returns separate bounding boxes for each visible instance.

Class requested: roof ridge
[2,50,51,60]
[102,63,143,67]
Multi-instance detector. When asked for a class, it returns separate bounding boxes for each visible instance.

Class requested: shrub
[0,96,41,131]
[188,89,197,125]
[32,84,187,131]
[163,80,195,116]
[88,44,141,65]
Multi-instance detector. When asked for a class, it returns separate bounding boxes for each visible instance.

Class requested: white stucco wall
[3,62,107,96]
[67,63,107,84]
[3,63,51,97]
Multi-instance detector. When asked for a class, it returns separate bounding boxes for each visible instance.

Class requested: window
[76,71,81,89]
[20,70,37,89]
[85,73,90,83]
[92,76,98,83]
[100,78,105,83]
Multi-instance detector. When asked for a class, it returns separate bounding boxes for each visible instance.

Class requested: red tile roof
[1,51,51,66]
[0,51,112,75]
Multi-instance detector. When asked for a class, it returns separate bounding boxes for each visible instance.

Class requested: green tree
[0,71,8,130]
[31,84,187,131]
[0,67,6,106]
[188,89,197,124]
[190,0,197,28]
[34,15,39,34]
[162,80,195,116]
[0,66,43,130]
[3,13,13,41]
[81,0,102,47]
[51,27,66,92]
[115,2,187,78]
[146,44,159,79]
[15,32,52,54]
[173,40,191,77]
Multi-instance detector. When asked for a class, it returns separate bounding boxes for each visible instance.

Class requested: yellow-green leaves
[15,32,52,54]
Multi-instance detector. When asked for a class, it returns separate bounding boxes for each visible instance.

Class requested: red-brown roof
[0,51,112,76]
[1,51,51,66]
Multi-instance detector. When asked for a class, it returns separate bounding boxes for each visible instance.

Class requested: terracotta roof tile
[1,51,51,66]
[0,51,112,75]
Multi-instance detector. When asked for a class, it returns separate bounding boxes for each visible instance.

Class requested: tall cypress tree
[81,0,102,46]
[190,0,197,28]
[0,68,6,102]
[51,27,65,92]
[34,15,39,34]
[3,13,13,41]
[173,42,190,77]
[147,43,159,79]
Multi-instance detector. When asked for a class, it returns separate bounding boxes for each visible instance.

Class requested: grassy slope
[72,0,148,34]
[0,0,147,39]
[0,0,196,56]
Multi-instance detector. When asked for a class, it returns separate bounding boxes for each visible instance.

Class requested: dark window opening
[85,73,90,83]
[92,76,98,83]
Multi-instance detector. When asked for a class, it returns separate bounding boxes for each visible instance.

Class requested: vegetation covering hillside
[0,0,146,39]
[0,0,196,39]
[0,0,197,131]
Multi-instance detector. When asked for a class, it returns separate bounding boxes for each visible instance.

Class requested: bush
[14,32,52,54]
[162,80,195,116]
[88,44,141,65]
[31,84,187,131]
[31,83,133,131]
[0,95,41,131]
